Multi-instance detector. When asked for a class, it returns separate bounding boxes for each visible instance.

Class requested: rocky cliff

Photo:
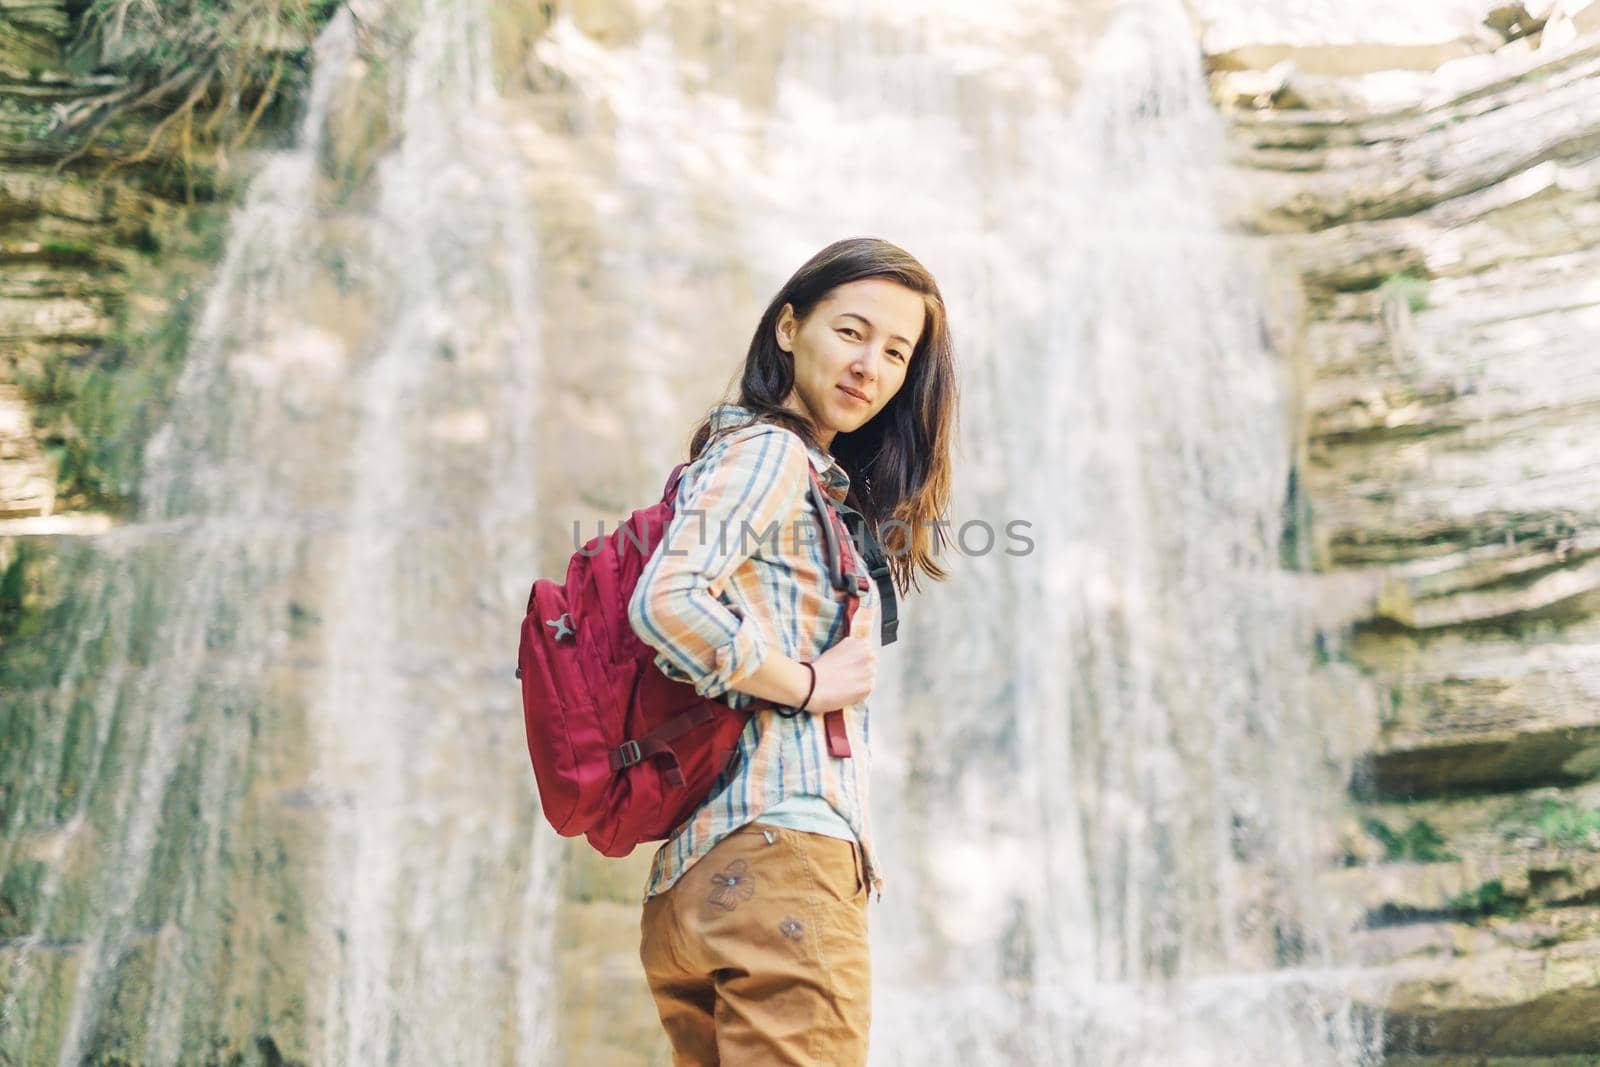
[1209,1,1600,1059]
[1,4,333,1064]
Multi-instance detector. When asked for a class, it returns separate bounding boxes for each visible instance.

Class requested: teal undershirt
[756,793,856,841]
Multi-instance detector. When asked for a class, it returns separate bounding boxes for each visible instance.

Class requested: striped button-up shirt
[627,402,884,905]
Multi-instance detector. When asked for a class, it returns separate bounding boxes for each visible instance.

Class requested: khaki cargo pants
[639,821,872,1066]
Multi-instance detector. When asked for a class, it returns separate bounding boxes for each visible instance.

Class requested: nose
[851,350,879,382]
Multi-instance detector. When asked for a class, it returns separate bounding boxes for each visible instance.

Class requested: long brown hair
[688,236,958,595]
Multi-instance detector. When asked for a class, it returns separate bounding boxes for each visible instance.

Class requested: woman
[626,235,957,1065]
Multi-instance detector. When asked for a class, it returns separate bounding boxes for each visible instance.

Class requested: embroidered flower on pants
[708,859,757,910]
[778,916,804,941]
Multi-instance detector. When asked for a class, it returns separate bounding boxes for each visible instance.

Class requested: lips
[837,384,870,405]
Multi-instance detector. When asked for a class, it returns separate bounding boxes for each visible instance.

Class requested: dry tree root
[49,0,343,180]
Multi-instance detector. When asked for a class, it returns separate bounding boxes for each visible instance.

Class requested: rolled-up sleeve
[627,425,810,699]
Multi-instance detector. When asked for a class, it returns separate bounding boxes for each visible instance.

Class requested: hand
[804,610,876,713]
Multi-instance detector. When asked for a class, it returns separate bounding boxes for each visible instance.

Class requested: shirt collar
[708,402,851,502]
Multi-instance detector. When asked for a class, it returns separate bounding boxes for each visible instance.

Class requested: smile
[837,385,870,405]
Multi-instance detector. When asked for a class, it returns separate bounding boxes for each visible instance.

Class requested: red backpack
[517,455,896,857]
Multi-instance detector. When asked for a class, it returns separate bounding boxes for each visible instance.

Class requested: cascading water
[871,2,1382,1064]
[2,16,369,1064]
[1,2,559,1064]
[301,2,558,1063]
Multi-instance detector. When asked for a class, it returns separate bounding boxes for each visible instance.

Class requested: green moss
[0,696,28,831]
[1533,798,1600,848]
[0,545,40,642]
[0,544,101,834]
[1378,270,1431,313]
[1495,794,1600,850]
[2,690,45,829]
[123,565,166,669]
[132,734,208,929]
[80,937,157,1065]
[0,941,80,1065]
[15,206,227,515]
[0,858,47,938]
[285,601,317,639]
[39,239,102,263]
[1447,878,1522,920]
[53,694,99,823]
[1363,815,1460,862]
[1277,464,1312,572]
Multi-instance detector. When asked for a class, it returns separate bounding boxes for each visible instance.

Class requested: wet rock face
[0,0,314,522]
[0,385,54,518]
[1208,1,1600,1058]
[1,6,330,1067]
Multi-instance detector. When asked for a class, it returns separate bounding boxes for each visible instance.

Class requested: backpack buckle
[616,739,643,769]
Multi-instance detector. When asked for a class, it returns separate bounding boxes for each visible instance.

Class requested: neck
[781,390,835,451]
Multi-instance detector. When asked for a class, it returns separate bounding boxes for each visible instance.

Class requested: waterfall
[302,0,556,1062]
[1,1,559,1064]
[3,15,369,1064]
[872,1,1381,1063]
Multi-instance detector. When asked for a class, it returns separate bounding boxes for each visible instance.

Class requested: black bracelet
[798,662,817,712]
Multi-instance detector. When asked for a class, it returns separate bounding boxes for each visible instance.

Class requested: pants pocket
[805,834,866,908]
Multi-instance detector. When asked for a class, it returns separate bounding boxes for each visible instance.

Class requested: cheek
[805,335,843,373]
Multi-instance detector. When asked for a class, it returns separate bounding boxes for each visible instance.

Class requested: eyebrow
[836,312,914,350]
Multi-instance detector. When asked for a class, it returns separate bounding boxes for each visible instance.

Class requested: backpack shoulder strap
[662,462,688,501]
[829,497,899,647]
[806,467,849,593]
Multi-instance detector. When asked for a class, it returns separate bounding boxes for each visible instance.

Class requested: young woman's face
[775,277,925,449]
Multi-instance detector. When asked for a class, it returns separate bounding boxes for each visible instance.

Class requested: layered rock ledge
[1209,1,1600,1057]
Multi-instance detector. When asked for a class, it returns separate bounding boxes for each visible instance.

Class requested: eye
[838,327,861,339]
[888,349,907,362]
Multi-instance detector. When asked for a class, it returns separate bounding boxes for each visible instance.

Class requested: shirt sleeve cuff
[693,612,771,699]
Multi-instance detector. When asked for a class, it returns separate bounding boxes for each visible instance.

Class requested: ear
[775,304,795,353]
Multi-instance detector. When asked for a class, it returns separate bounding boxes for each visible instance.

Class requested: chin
[828,406,864,431]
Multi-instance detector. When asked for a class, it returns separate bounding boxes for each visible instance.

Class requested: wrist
[797,661,817,710]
